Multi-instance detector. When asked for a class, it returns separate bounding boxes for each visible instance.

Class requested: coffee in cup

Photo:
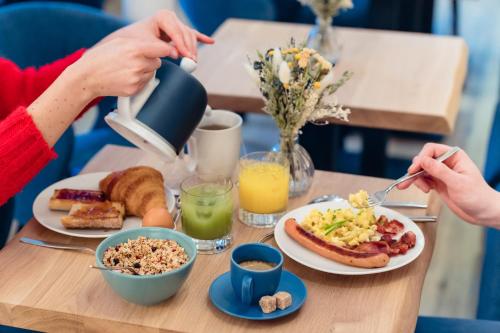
[230,243,283,305]
[186,110,243,179]
[239,260,276,271]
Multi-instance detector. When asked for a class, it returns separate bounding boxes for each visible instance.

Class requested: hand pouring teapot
[105,58,208,162]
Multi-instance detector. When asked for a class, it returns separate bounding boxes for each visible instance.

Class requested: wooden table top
[195,19,468,134]
[0,145,442,333]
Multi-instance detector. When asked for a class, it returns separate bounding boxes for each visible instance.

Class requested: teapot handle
[180,137,198,173]
[116,58,197,119]
[117,71,159,119]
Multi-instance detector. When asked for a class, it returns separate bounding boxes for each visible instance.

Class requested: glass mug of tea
[180,175,234,254]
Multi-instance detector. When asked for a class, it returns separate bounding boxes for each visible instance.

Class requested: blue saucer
[209,270,307,320]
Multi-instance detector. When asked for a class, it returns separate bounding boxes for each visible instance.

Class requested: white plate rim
[32,172,176,239]
[274,201,425,275]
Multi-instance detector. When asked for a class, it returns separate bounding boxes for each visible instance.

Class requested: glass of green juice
[180,175,234,254]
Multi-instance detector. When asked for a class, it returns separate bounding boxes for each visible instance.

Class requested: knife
[382,201,428,209]
[308,194,427,209]
[409,216,438,222]
[20,237,95,254]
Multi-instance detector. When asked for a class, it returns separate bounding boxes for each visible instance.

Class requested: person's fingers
[140,57,162,72]
[165,46,179,59]
[419,143,452,158]
[397,179,415,190]
[413,178,432,193]
[157,18,192,58]
[138,40,175,58]
[407,157,422,174]
[419,156,457,184]
[139,72,155,84]
[397,173,434,190]
[407,143,459,174]
[420,143,464,170]
[178,24,196,59]
[195,31,215,44]
[153,57,162,69]
[188,31,198,60]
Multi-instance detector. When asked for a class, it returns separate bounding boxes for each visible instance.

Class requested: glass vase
[306,16,341,64]
[277,135,315,198]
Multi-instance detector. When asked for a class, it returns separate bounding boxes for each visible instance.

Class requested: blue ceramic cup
[230,243,283,305]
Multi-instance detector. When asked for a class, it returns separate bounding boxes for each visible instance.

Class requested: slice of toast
[61,202,125,229]
[49,189,106,211]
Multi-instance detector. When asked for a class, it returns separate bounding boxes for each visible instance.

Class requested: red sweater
[0,49,87,206]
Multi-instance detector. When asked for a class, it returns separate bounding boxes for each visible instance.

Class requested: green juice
[181,184,234,240]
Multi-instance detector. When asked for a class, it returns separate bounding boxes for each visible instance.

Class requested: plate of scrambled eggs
[274,200,425,275]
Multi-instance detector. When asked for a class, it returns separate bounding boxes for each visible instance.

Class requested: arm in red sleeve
[0,49,101,120]
[0,49,85,118]
[0,107,57,206]
[0,50,104,205]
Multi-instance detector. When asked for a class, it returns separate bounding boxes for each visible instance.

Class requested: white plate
[33,172,176,238]
[274,201,425,275]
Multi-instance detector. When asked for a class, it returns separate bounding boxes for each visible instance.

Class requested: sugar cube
[259,295,276,313]
[274,291,292,310]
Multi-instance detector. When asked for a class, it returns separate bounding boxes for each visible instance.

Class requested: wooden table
[195,19,468,135]
[0,145,442,333]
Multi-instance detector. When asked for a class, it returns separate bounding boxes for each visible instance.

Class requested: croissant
[99,166,167,217]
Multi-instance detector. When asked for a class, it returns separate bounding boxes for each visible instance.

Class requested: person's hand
[397,143,500,227]
[100,10,214,60]
[68,37,171,98]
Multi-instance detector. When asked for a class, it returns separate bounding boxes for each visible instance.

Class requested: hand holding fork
[363,146,461,208]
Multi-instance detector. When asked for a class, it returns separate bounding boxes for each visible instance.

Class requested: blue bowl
[95,227,197,305]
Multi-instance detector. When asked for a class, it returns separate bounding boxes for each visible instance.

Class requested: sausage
[284,218,390,268]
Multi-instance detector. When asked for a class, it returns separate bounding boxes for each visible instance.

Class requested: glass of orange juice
[238,152,289,227]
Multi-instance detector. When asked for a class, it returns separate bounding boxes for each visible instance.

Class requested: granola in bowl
[103,236,189,275]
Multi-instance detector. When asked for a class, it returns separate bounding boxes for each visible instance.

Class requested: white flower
[317,71,335,94]
[340,0,354,9]
[272,48,283,73]
[311,93,350,122]
[244,62,260,84]
[278,62,291,84]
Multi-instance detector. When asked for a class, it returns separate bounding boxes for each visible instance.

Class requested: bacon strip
[354,231,417,257]
[376,216,404,235]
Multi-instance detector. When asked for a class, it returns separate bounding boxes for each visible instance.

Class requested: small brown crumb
[259,295,276,314]
[274,291,292,310]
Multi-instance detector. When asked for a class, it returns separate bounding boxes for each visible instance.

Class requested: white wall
[121,0,183,21]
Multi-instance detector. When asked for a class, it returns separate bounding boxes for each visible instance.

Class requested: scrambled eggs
[301,206,380,247]
[348,190,369,209]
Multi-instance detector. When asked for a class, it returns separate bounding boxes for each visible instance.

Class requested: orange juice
[239,162,289,214]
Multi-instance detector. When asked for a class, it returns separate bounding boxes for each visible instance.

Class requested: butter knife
[308,195,427,209]
[20,237,95,254]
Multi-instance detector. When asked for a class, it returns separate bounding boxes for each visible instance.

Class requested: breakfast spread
[48,166,173,230]
[102,236,189,275]
[258,291,293,313]
[61,202,125,229]
[284,200,417,268]
[49,189,106,211]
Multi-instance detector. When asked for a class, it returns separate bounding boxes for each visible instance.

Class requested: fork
[365,146,461,208]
